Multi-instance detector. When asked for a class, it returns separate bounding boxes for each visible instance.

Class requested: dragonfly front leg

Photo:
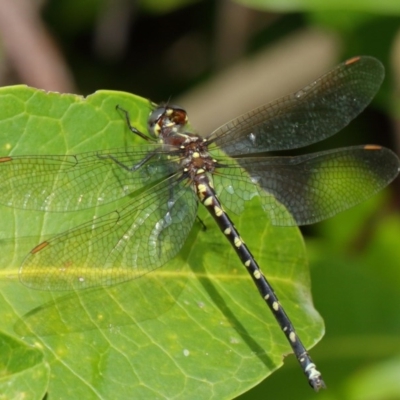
[116,104,155,142]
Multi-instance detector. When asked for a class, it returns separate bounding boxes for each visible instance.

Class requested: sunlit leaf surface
[0,86,323,399]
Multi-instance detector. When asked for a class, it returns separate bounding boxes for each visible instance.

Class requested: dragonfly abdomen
[195,172,325,390]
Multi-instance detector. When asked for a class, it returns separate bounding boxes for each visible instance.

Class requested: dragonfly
[1,56,399,391]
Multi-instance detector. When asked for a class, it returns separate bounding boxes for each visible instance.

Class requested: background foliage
[0,0,399,399]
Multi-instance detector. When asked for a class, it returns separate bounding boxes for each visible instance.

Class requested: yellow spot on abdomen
[197,184,206,193]
[203,197,213,206]
[234,237,242,247]
[214,206,223,217]
[253,270,261,279]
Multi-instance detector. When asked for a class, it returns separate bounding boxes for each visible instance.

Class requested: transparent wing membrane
[0,56,396,292]
[0,145,180,212]
[208,56,384,155]
[215,146,399,226]
[19,175,198,290]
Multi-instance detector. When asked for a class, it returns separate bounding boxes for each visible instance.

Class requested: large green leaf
[0,86,323,399]
[0,331,48,400]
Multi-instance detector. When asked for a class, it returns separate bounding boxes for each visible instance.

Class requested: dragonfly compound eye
[148,106,188,138]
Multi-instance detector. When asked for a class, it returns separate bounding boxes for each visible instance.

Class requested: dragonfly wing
[216,146,399,226]
[213,167,260,216]
[208,56,384,155]
[0,145,179,212]
[19,174,198,290]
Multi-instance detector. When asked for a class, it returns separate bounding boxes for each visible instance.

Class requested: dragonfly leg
[97,151,156,172]
[116,104,154,142]
[196,215,207,231]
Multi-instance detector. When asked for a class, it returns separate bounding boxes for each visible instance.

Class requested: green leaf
[346,356,400,399]
[0,86,323,399]
[0,331,49,400]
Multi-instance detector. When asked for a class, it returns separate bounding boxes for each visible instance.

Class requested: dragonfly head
[148,105,188,138]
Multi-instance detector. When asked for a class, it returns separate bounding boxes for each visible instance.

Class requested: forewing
[215,146,399,226]
[0,145,180,212]
[19,174,198,290]
[208,56,384,155]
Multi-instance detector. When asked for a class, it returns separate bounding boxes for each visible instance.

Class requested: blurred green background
[0,0,400,399]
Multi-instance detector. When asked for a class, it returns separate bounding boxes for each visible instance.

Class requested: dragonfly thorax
[180,137,214,176]
[151,105,216,181]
